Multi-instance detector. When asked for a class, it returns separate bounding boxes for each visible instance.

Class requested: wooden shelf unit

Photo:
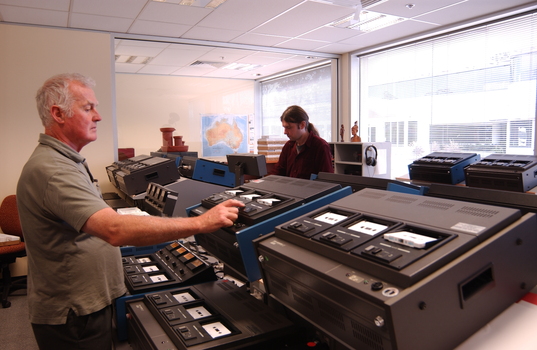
[329,142,391,179]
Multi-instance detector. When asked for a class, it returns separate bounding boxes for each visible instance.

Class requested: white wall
[0,23,116,204]
[115,74,254,157]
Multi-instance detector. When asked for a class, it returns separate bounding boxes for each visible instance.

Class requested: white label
[142,265,159,272]
[187,306,212,319]
[451,222,485,234]
[203,322,231,338]
[149,274,168,283]
[314,212,348,224]
[348,220,387,235]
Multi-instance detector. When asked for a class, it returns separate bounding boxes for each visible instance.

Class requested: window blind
[260,64,333,141]
[358,12,537,177]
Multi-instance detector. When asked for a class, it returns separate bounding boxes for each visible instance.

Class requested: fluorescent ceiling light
[329,10,406,32]
[222,62,263,71]
[115,55,152,64]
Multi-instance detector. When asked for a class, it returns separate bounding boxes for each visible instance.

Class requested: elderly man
[17,73,244,350]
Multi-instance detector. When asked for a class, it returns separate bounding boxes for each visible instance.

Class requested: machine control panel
[283,207,402,253]
[199,186,295,229]
[122,241,216,294]
[126,280,295,350]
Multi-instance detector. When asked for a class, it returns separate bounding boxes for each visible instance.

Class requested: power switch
[286,221,314,235]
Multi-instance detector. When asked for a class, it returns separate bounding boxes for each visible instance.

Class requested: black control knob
[371,281,384,291]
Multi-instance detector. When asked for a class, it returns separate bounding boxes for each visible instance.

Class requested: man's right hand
[198,199,245,233]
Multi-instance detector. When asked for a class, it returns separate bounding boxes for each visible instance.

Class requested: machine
[464,154,537,192]
[122,240,217,295]
[408,152,480,184]
[189,175,351,281]
[255,188,537,350]
[125,280,296,350]
[106,154,181,196]
[143,179,227,218]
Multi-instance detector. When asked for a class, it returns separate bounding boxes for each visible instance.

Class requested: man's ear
[299,121,307,130]
[50,105,65,124]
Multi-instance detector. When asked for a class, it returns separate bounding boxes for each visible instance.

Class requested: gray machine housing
[143,178,227,217]
[255,188,537,350]
[464,153,537,192]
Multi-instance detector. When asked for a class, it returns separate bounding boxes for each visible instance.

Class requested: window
[357,12,537,177]
[260,64,333,141]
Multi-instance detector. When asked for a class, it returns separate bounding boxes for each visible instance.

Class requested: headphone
[365,145,378,166]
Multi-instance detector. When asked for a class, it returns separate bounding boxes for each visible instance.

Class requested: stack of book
[257,136,287,162]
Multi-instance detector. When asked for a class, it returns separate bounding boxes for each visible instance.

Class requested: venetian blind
[260,64,333,141]
[358,12,537,176]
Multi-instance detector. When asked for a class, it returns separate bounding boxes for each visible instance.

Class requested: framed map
[202,114,248,157]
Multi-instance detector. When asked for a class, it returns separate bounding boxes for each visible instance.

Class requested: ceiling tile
[128,19,192,37]
[171,65,218,77]
[115,63,144,73]
[0,0,69,11]
[203,69,247,78]
[197,47,254,63]
[339,19,438,50]
[234,57,281,66]
[369,0,464,18]
[299,26,361,42]
[275,38,331,51]
[181,26,243,42]
[195,0,304,31]
[151,46,211,66]
[0,5,68,26]
[252,1,354,37]
[138,1,211,25]
[313,42,357,54]
[415,0,534,26]
[229,33,291,47]
[70,13,133,32]
[115,42,169,57]
[137,65,181,75]
[72,0,147,18]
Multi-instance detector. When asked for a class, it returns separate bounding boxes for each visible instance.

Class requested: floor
[0,278,133,350]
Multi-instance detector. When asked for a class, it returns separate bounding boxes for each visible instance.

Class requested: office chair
[0,195,26,308]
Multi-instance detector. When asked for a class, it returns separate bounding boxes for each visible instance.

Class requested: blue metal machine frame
[188,186,353,282]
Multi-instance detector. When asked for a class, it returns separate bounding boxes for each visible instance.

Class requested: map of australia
[202,115,248,156]
[205,119,243,149]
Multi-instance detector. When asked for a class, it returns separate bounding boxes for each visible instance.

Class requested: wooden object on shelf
[330,142,391,179]
[351,121,361,142]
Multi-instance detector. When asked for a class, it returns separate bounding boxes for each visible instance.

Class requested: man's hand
[198,199,245,233]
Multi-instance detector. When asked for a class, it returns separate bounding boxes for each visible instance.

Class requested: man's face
[60,83,101,152]
[282,120,305,142]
